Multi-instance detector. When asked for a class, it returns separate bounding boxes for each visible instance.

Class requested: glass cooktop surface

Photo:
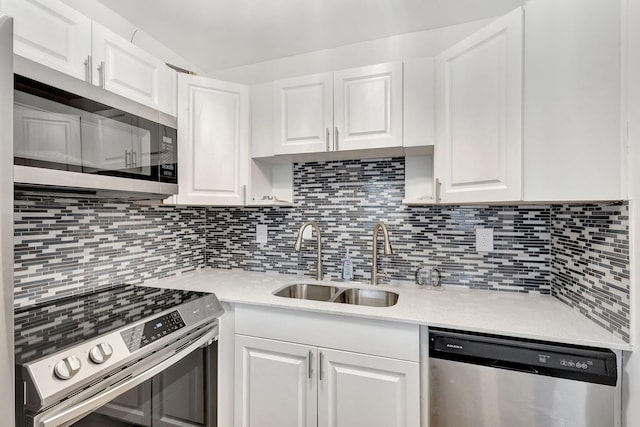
[14,284,207,365]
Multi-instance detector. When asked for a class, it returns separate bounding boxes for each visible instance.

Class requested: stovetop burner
[14,284,206,365]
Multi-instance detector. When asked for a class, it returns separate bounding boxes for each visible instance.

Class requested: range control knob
[53,356,82,380]
[89,342,114,364]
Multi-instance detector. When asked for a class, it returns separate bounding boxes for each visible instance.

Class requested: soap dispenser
[342,249,354,281]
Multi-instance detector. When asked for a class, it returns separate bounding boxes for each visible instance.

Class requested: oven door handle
[35,326,218,427]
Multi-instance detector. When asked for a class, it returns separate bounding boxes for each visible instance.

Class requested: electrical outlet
[256,224,268,244]
[475,228,494,252]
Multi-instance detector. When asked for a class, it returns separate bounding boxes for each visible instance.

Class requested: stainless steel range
[14,285,223,427]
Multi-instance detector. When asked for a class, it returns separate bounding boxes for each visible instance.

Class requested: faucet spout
[371,222,394,285]
[294,221,323,281]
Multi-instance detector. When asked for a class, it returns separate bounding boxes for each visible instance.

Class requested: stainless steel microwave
[13,56,178,197]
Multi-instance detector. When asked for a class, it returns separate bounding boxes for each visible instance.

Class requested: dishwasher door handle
[490,360,539,374]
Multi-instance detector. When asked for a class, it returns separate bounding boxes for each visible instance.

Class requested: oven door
[74,342,217,427]
[25,326,217,427]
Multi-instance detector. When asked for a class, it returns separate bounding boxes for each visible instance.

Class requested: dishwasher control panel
[429,328,617,386]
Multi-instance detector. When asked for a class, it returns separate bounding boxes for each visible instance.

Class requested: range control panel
[120,311,186,352]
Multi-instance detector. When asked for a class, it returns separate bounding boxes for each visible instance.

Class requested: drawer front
[235,304,419,362]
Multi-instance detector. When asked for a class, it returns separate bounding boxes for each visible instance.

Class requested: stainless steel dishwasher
[428,328,620,427]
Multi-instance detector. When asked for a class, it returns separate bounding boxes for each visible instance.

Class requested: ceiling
[96,0,524,73]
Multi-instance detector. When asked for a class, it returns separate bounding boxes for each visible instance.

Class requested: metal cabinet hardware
[308,351,312,379]
[125,150,131,168]
[326,128,330,151]
[319,351,324,381]
[132,151,137,167]
[335,127,339,151]
[435,178,442,203]
[97,61,105,88]
[83,55,92,83]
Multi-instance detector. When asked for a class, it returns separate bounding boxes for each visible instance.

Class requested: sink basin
[273,283,342,301]
[332,288,399,307]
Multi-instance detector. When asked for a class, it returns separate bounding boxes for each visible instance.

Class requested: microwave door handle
[36,327,217,427]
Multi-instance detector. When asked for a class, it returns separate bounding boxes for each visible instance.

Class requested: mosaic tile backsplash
[13,158,630,342]
[551,203,630,342]
[14,195,206,307]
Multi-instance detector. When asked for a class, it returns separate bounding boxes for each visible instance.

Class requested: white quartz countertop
[145,268,631,351]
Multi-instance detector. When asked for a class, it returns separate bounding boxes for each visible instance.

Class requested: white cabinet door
[435,7,523,203]
[1,0,91,81]
[176,74,249,206]
[318,348,420,427]
[92,22,177,116]
[523,0,623,201]
[333,62,403,151]
[273,73,333,155]
[235,335,317,427]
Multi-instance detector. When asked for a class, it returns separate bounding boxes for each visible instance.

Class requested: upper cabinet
[434,7,523,204]
[1,0,177,117]
[92,22,177,117]
[273,73,333,155]
[0,0,91,81]
[270,62,403,156]
[522,0,623,201]
[170,74,250,206]
[333,62,403,151]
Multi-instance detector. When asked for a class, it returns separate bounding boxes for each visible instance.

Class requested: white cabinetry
[270,62,403,156]
[235,335,317,427]
[318,348,419,427]
[1,0,177,116]
[92,22,176,117]
[171,73,249,206]
[234,305,420,427]
[523,0,623,201]
[334,62,403,151]
[434,7,523,204]
[0,0,91,81]
[273,73,333,155]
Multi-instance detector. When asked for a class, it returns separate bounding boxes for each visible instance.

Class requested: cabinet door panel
[334,62,402,151]
[235,335,317,427]
[1,0,91,81]
[435,7,523,203]
[273,73,333,155]
[523,0,622,201]
[92,22,176,116]
[177,74,249,205]
[318,349,419,427]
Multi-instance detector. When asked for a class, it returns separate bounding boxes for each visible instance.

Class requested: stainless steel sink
[332,288,399,307]
[273,283,342,301]
[273,283,399,307]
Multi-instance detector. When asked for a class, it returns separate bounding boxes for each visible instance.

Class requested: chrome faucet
[371,222,393,285]
[294,221,323,281]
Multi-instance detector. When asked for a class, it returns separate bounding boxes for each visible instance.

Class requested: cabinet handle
[325,128,330,152]
[435,178,442,203]
[242,185,247,205]
[97,61,105,88]
[308,351,312,379]
[132,151,137,167]
[334,127,339,151]
[84,55,92,83]
[319,351,324,381]
[125,150,131,168]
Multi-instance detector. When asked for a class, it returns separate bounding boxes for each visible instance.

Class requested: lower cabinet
[234,334,420,427]
[96,344,217,427]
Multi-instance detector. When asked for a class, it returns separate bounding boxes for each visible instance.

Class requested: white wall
[624,0,640,425]
[208,19,493,85]
[60,0,203,75]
